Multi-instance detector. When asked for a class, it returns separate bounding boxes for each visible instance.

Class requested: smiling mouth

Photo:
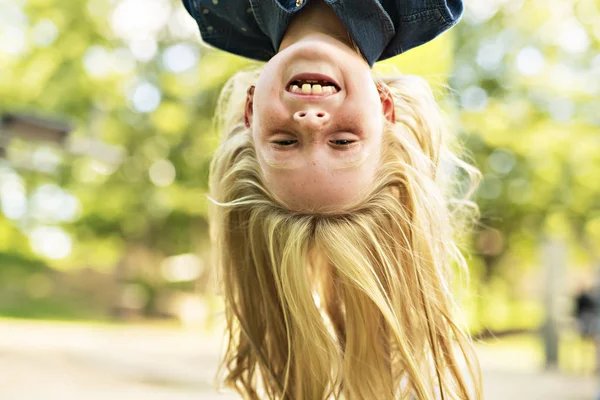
[286,74,341,97]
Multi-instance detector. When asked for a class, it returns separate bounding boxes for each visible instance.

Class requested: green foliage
[0,0,598,326]
[452,0,600,290]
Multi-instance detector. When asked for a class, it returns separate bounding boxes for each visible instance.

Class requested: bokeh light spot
[148,159,176,187]
[131,82,161,113]
[515,46,544,76]
[461,86,488,112]
[557,19,590,54]
[547,97,575,122]
[0,26,27,55]
[83,45,111,78]
[163,44,197,73]
[31,19,58,47]
[477,42,505,71]
[0,174,27,220]
[161,253,204,282]
[30,184,80,223]
[478,174,502,199]
[29,226,72,260]
[111,0,171,41]
[488,149,517,175]
[31,147,62,174]
[129,38,157,62]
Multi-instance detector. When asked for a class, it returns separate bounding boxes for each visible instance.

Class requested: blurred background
[0,0,598,398]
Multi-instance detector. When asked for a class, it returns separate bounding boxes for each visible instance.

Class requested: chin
[282,39,346,62]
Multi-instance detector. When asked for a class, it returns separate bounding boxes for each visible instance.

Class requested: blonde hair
[209,68,483,399]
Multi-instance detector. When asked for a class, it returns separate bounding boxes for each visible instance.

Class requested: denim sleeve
[378,0,463,61]
[181,0,275,61]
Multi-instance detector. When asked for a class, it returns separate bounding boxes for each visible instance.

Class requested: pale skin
[245,0,395,212]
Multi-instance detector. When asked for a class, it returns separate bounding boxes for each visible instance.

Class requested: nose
[293,110,330,128]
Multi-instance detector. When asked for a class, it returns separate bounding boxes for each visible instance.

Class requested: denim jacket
[182,0,463,66]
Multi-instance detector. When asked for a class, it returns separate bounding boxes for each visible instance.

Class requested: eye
[329,139,358,149]
[275,139,297,146]
[270,139,298,149]
[331,139,354,146]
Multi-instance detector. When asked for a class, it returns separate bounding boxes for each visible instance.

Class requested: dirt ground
[0,319,596,400]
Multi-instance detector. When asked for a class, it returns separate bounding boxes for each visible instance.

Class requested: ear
[244,85,255,128]
[377,84,396,124]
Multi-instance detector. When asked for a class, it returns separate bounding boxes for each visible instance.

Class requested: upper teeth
[289,81,337,96]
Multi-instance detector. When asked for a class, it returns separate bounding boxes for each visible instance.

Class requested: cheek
[339,103,384,143]
[252,105,285,142]
[253,71,286,123]
[253,91,288,128]
[342,89,383,129]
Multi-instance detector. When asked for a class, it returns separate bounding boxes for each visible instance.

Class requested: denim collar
[249,0,395,66]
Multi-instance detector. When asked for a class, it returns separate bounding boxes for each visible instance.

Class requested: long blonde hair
[209,68,483,399]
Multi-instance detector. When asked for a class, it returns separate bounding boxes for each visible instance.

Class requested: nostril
[299,112,307,117]
[316,112,325,118]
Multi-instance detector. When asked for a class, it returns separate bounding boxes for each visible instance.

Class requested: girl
[184,1,482,398]
[183,0,464,211]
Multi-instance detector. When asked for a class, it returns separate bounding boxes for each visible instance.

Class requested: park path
[0,319,596,399]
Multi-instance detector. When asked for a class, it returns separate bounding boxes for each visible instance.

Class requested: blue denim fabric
[182,0,463,66]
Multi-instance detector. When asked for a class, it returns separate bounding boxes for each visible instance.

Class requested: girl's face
[246,34,394,211]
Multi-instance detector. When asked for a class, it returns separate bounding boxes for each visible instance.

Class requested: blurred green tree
[0,0,598,330]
